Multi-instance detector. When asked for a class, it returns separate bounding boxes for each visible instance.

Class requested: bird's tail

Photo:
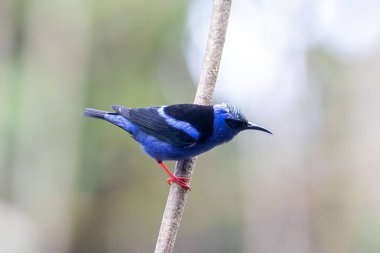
[82,108,109,119]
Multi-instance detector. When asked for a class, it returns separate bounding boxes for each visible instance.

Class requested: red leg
[157,161,191,190]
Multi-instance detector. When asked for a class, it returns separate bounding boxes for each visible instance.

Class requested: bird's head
[213,104,272,136]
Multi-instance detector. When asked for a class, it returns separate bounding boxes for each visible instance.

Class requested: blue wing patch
[157,107,200,140]
[112,105,197,147]
[163,104,214,141]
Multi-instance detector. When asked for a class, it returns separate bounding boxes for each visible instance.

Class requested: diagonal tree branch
[154,1,232,252]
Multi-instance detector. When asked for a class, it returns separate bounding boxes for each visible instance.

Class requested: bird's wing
[112,105,198,147]
[163,104,214,141]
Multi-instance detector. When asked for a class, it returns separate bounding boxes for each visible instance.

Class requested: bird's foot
[157,161,191,190]
[166,176,191,190]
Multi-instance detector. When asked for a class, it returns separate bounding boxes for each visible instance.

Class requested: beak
[245,122,272,135]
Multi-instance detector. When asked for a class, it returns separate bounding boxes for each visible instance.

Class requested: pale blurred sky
[185,4,380,252]
[185,0,380,114]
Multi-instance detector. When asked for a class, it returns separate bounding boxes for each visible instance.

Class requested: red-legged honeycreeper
[83,103,272,189]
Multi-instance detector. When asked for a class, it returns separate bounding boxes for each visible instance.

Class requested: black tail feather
[82,108,108,119]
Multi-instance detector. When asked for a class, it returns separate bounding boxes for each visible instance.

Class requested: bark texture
[154,1,232,252]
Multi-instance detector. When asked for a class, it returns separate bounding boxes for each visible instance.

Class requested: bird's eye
[225,118,244,129]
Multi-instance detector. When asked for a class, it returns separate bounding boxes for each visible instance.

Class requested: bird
[83,103,271,189]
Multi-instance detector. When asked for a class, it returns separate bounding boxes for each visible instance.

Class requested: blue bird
[83,103,271,189]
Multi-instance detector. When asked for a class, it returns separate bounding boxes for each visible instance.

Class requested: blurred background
[1,0,380,252]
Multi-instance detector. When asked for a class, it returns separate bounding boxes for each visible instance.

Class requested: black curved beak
[245,122,272,134]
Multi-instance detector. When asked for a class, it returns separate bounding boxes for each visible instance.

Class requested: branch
[154,1,232,252]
